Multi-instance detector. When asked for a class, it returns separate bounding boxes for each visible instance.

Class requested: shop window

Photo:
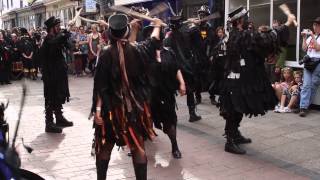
[249,0,270,26]
[229,0,247,10]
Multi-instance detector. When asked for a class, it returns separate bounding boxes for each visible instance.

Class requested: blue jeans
[300,63,320,109]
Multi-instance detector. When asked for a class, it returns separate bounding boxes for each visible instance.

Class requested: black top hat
[20,28,28,35]
[108,14,129,39]
[311,17,320,24]
[44,16,61,29]
[228,6,248,22]
[197,5,210,15]
[169,16,183,25]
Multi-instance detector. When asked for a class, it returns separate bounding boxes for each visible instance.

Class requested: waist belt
[227,72,240,79]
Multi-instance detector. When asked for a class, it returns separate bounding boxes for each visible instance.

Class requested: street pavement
[1,77,320,180]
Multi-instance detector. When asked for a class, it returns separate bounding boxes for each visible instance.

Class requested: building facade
[0,0,78,29]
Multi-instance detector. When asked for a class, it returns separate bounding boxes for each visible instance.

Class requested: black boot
[234,130,252,144]
[96,159,109,180]
[224,132,246,155]
[45,108,62,133]
[210,96,218,105]
[170,138,182,159]
[55,107,73,127]
[133,162,147,180]
[188,106,201,122]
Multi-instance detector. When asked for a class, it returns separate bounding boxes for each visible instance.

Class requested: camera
[302,29,312,35]
[299,55,311,65]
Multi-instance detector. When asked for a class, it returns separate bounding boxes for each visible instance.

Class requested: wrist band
[96,107,101,111]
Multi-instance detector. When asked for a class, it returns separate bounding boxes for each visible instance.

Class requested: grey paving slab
[1,77,319,179]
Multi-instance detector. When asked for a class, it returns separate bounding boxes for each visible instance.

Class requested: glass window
[273,0,297,62]
[249,0,271,26]
[229,0,247,10]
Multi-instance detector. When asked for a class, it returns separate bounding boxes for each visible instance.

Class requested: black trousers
[0,61,11,83]
[186,87,196,108]
[223,110,243,136]
[45,98,63,123]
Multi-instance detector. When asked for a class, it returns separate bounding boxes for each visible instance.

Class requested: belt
[227,72,240,79]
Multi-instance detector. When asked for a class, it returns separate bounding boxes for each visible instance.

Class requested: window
[11,0,12,7]
[20,0,23,8]
[226,0,301,66]
[273,0,298,63]
[249,0,271,26]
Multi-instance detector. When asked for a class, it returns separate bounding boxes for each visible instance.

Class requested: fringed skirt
[95,102,157,154]
[218,64,278,118]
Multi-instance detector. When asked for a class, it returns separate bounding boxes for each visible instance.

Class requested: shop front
[44,0,78,28]
[224,0,320,105]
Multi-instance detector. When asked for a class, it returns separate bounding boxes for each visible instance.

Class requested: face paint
[201,30,207,39]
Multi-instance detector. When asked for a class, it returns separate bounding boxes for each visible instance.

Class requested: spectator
[77,25,89,75]
[299,17,320,117]
[273,67,294,104]
[88,24,101,75]
[0,30,11,85]
[275,71,303,113]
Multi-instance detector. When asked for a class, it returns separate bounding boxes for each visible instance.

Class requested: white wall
[2,0,25,14]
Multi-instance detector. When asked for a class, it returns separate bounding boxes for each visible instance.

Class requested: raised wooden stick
[279,4,298,26]
[110,5,167,27]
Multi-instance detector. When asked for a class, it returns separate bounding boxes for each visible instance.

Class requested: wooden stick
[110,5,167,27]
[69,8,83,26]
[148,2,169,17]
[279,4,298,26]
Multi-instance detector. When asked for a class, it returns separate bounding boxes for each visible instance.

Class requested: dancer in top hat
[91,14,163,180]
[142,24,186,159]
[218,6,295,154]
[189,5,215,105]
[40,16,74,133]
[164,15,202,123]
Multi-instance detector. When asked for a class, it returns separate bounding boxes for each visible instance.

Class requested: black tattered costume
[189,6,216,104]
[92,37,158,150]
[0,38,11,84]
[91,14,164,180]
[164,16,202,123]
[217,7,290,154]
[41,16,73,134]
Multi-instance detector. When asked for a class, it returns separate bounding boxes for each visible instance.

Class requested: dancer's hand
[179,83,186,96]
[94,111,104,125]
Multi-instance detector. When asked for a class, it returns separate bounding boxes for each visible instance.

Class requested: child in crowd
[273,67,294,101]
[275,71,303,113]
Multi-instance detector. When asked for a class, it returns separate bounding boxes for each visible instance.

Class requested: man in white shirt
[300,17,320,117]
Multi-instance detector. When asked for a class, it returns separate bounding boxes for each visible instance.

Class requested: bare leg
[287,95,299,109]
[280,94,286,108]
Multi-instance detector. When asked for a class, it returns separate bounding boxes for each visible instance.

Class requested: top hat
[108,14,130,39]
[44,16,61,29]
[228,6,248,22]
[197,5,210,15]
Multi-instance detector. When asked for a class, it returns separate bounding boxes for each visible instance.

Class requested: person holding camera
[40,16,73,133]
[299,17,320,117]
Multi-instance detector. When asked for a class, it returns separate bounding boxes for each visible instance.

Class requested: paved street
[1,77,320,180]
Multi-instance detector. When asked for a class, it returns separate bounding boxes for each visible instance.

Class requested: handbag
[305,35,320,72]
[304,58,320,72]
